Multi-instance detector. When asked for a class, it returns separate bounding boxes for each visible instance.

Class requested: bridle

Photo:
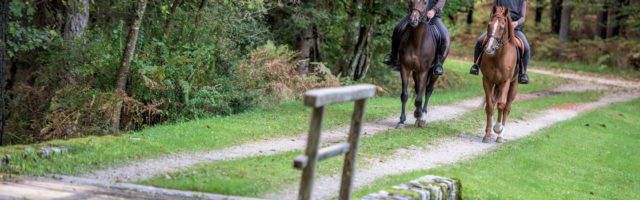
[487,14,508,51]
[410,0,432,24]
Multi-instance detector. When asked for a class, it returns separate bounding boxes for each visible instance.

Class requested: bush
[236,41,340,104]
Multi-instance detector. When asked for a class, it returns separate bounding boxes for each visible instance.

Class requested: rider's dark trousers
[391,14,449,61]
[473,28,530,72]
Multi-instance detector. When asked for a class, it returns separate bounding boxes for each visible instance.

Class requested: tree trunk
[559,0,572,42]
[195,0,208,24]
[337,0,363,76]
[294,0,322,74]
[607,0,630,38]
[0,0,8,145]
[163,0,183,38]
[535,0,544,24]
[594,1,608,39]
[113,0,148,133]
[550,0,563,34]
[63,0,89,41]
[350,23,375,80]
[295,25,322,74]
[466,3,473,25]
[337,0,376,80]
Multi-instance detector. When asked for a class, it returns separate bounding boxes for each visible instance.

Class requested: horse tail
[492,84,500,106]
[481,83,500,108]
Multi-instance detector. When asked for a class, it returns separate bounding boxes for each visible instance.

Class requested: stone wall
[361,175,462,200]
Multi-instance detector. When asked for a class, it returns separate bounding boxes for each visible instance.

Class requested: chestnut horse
[479,6,523,143]
[397,0,446,128]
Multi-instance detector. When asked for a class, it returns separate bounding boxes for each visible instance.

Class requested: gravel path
[268,90,640,199]
[79,83,602,183]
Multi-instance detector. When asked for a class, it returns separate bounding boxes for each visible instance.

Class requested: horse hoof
[493,124,504,134]
[416,119,426,128]
[396,123,405,129]
[482,137,491,143]
[496,137,504,143]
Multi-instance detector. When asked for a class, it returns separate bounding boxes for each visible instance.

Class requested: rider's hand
[511,22,519,27]
[427,10,435,19]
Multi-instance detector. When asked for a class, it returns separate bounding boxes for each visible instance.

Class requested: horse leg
[414,71,428,127]
[498,81,519,143]
[422,74,439,118]
[413,72,419,95]
[494,81,510,143]
[482,78,495,143]
[397,67,410,129]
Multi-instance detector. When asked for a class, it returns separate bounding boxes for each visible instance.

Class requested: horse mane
[504,8,515,42]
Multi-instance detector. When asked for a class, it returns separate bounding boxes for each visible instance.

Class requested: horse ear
[491,5,497,15]
[503,7,510,17]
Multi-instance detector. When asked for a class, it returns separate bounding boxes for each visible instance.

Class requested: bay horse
[479,6,524,143]
[397,0,446,128]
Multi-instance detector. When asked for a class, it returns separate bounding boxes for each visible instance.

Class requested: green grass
[137,90,602,197]
[353,98,640,200]
[532,60,640,80]
[0,60,569,176]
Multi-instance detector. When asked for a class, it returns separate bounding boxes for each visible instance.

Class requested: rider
[383,0,449,76]
[469,0,530,84]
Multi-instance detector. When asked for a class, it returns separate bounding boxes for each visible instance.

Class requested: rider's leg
[470,32,487,75]
[515,30,530,84]
[432,16,449,76]
[383,15,410,69]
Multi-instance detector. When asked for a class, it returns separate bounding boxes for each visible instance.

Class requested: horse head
[408,0,429,27]
[484,6,514,56]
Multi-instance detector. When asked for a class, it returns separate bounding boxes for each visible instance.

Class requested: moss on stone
[451,177,463,200]
[440,182,449,200]
[385,188,420,199]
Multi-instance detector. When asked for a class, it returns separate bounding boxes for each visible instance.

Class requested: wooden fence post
[297,106,326,200]
[339,99,367,199]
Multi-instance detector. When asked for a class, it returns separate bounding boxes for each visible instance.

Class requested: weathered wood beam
[294,142,351,169]
[304,84,375,108]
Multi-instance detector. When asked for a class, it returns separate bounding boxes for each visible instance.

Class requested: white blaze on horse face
[485,20,499,54]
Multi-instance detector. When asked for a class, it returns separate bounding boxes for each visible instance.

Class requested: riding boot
[518,73,529,84]
[383,54,400,70]
[433,38,445,76]
[470,64,480,75]
[469,41,482,76]
[384,21,408,71]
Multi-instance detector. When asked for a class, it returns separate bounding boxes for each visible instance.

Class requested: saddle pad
[513,47,521,79]
[513,37,525,56]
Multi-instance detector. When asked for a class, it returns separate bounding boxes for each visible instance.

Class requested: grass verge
[532,60,640,80]
[137,90,602,197]
[353,98,640,200]
[0,60,568,176]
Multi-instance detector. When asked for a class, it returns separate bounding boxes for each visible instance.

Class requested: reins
[411,8,433,25]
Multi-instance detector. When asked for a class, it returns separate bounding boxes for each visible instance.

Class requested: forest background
[0,0,638,145]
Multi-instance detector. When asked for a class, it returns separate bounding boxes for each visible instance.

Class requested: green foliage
[5,0,58,57]
[4,0,271,144]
